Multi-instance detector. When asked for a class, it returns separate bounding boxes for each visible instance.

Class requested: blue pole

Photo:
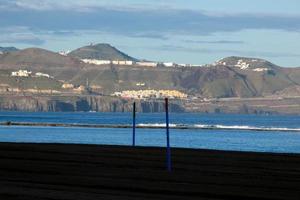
[165,98,171,172]
[132,102,136,146]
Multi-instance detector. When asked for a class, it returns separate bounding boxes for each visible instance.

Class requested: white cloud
[0,0,298,18]
[0,0,161,12]
[0,26,45,45]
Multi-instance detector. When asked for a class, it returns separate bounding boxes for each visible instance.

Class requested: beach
[0,142,299,200]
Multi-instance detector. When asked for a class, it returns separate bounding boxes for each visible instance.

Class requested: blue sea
[0,112,300,153]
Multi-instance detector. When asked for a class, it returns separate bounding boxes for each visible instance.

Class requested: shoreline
[0,142,299,199]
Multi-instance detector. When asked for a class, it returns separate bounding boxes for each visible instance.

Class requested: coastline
[0,142,299,199]
[2,94,300,114]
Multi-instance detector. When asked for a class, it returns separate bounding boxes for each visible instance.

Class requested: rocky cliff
[0,95,184,113]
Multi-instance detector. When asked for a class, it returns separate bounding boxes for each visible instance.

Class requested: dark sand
[0,143,299,200]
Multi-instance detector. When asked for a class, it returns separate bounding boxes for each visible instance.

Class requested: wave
[2,121,300,132]
[137,123,300,132]
[137,123,178,128]
[194,124,300,132]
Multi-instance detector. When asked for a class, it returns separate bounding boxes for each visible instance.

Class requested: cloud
[0,26,45,45]
[0,1,300,37]
[183,40,245,44]
[128,32,169,40]
[0,0,84,11]
[0,34,45,45]
[155,45,300,58]
[0,0,164,12]
[0,0,196,13]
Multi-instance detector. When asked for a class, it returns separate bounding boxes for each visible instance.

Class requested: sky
[0,0,300,67]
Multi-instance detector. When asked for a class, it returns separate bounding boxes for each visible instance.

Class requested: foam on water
[137,123,300,132]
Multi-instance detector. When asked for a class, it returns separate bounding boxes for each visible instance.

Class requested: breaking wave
[137,123,300,132]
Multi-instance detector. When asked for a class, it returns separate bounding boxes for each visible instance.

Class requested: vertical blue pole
[132,102,136,147]
[165,98,171,172]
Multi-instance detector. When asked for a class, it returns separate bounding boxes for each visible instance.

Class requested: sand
[0,142,299,200]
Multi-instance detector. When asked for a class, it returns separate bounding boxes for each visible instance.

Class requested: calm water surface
[0,112,299,153]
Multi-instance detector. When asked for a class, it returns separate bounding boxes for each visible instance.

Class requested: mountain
[0,46,300,99]
[1,45,300,113]
[0,48,84,69]
[0,47,19,53]
[68,43,137,61]
[214,57,300,96]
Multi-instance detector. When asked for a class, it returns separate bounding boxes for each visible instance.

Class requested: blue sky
[0,0,300,67]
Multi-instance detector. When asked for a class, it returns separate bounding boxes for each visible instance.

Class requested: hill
[68,43,137,61]
[0,48,84,69]
[1,46,300,113]
[0,46,300,99]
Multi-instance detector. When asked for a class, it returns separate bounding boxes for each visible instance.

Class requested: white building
[178,64,202,67]
[136,82,146,86]
[235,60,250,69]
[136,61,158,67]
[118,61,134,65]
[62,83,74,89]
[253,68,268,72]
[112,60,134,66]
[163,62,175,67]
[82,59,111,65]
[136,62,158,67]
[58,50,70,56]
[35,72,53,78]
[11,70,32,77]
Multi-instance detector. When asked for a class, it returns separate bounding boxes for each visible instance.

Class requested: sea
[0,112,300,153]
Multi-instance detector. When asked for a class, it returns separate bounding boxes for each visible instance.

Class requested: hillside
[0,48,84,69]
[1,45,300,113]
[212,56,300,96]
[0,46,300,98]
[0,44,300,101]
[69,43,137,61]
[216,56,280,69]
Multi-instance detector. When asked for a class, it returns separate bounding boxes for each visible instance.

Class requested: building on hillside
[35,72,53,78]
[235,60,250,69]
[81,59,111,65]
[136,82,146,86]
[11,70,32,77]
[191,64,203,67]
[178,64,203,67]
[136,62,158,67]
[112,60,134,65]
[253,68,268,72]
[58,50,70,56]
[6,88,21,92]
[163,62,175,67]
[112,89,187,99]
[62,83,74,89]
[73,85,86,93]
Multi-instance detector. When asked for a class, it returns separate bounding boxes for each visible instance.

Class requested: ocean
[0,112,300,153]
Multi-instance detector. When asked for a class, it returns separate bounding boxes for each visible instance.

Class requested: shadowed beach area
[0,142,299,200]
